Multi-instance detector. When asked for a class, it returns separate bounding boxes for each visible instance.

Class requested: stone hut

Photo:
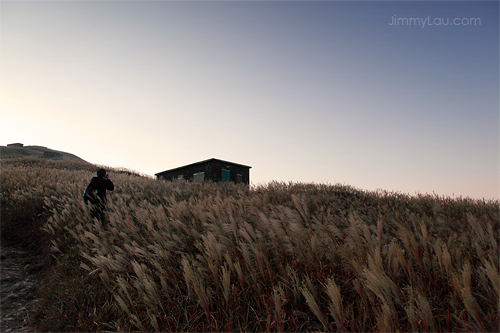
[156,158,251,185]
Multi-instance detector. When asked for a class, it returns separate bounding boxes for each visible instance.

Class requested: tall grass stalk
[2,157,499,332]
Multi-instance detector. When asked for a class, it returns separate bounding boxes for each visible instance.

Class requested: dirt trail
[1,243,44,332]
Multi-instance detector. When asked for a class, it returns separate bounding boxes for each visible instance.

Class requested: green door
[222,169,230,182]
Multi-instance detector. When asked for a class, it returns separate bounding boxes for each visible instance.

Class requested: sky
[1,0,498,200]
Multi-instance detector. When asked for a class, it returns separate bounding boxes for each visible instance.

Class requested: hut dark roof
[155,158,251,177]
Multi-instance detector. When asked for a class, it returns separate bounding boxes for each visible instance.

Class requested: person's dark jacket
[88,177,114,203]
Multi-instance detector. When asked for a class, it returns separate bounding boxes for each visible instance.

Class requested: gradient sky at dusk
[1,1,498,199]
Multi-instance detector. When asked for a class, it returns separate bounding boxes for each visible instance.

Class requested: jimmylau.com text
[389,16,482,28]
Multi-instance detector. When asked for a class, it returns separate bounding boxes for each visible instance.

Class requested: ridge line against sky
[1,0,498,199]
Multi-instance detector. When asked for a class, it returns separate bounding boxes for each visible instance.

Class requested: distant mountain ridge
[1,145,87,162]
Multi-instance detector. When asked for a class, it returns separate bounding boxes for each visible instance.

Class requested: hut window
[193,172,205,182]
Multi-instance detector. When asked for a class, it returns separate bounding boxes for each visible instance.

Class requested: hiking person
[84,168,114,228]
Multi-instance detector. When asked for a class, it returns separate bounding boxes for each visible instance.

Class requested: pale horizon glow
[1,1,498,200]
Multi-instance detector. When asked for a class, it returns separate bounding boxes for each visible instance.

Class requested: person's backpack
[83,181,99,204]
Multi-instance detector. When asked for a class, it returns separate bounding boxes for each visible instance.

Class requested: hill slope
[1,158,498,332]
[1,145,87,162]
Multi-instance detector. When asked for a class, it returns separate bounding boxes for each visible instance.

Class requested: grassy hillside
[1,145,87,162]
[1,157,498,332]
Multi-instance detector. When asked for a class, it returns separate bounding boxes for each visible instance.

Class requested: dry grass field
[1,157,498,332]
